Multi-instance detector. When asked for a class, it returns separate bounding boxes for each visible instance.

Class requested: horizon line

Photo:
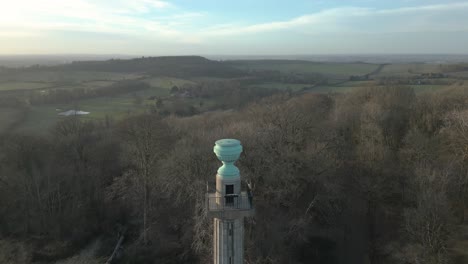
[1,53,468,57]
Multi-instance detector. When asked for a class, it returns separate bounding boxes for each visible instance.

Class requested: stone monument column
[206,139,254,264]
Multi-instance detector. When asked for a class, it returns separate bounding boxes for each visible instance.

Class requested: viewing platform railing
[205,191,253,212]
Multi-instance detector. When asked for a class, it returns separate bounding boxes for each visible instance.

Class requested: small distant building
[58,110,90,116]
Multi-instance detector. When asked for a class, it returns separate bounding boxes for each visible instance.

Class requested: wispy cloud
[376,2,468,14]
[0,0,467,53]
[0,0,203,43]
[201,2,468,36]
[2,1,468,37]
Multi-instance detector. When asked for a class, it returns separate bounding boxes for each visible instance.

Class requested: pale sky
[0,0,467,55]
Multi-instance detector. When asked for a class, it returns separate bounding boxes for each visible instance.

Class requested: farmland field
[335,80,376,87]
[190,77,239,82]
[448,71,468,79]
[14,82,209,133]
[17,93,150,133]
[8,74,218,133]
[1,57,467,135]
[82,80,116,88]
[306,85,356,93]
[0,71,141,83]
[0,82,52,91]
[248,82,314,92]
[143,77,196,89]
[231,61,379,76]
[377,63,443,77]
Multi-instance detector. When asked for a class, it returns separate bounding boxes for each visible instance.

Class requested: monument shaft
[206,139,254,264]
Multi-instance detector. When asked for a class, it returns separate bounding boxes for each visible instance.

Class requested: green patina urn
[213,139,243,177]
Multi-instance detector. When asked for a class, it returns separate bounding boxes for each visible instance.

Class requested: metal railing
[205,192,253,211]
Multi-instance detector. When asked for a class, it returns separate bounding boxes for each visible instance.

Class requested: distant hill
[0,54,135,67]
[208,54,468,64]
[55,56,245,78]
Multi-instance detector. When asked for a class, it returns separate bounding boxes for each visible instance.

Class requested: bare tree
[117,114,172,244]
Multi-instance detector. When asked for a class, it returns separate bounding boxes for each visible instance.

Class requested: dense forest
[1,85,468,263]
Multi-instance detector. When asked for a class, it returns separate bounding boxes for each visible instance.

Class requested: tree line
[0,86,467,263]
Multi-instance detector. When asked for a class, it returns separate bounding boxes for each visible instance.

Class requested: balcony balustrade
[205,191,254,218]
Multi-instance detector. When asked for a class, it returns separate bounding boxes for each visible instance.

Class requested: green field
[248,82,314,92]
[0,72,174,133]
[0,71,144,92]
[246,80,371,93]
[17,101,144,134]
[1,59,465,134]
[0,71,141,83]
[0,82,52,91]
[11,74,454,134]
[77,96,148,119]
[449,71,468,79]
[377,63,443,77]
[82,80,116,88]
[6,74,203,133]
[233,61,379,76]
[143,77,196,89]
[15,80,203,133]
[190,77,237,82]
[304,81,449,94]
[336,80,376,87]
[305,85,355,93]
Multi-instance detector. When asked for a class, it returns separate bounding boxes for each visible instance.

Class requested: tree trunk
[367,199,377,264]
[106,227,127,264]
